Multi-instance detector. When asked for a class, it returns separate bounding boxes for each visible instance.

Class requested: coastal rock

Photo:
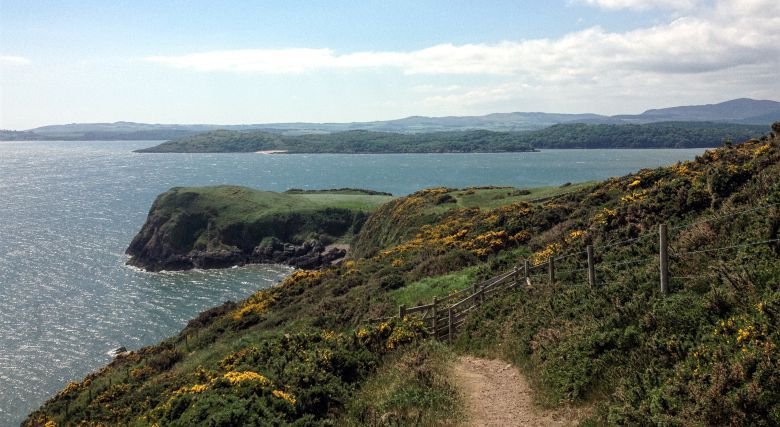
[129,234,348,272]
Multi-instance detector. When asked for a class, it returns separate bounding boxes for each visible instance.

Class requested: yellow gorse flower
[754,143,771,157]
[620,191,647,204]
[189,384,208,393]
[232,291,276,320]
[272,389,297,405]
[223,370,271,386]
[531,243,561,266]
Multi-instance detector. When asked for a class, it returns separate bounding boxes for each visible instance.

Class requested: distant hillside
[134,129,537,153]
[527,122,767,149]
[347,111,606,132]
[612,98,780,124]
[136,122,767,153]
[3,98,778,141]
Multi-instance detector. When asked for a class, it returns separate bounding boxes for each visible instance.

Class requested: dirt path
[452,356,581,427]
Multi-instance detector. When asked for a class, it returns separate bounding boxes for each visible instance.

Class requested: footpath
[452,356,582,427]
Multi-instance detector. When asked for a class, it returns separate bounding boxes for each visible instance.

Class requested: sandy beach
[255,150,289,154]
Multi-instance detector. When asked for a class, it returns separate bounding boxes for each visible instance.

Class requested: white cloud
[144,0,779,114]
[147,0,779,79]
[412,84,463,93]
[0,55,31,66]
[578,0,700,10]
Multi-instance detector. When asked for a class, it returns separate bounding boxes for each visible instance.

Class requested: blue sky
[1,0,778,129]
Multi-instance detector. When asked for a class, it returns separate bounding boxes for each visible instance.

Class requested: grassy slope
[154,186,392,223]
[297,193,395,211]
[453,132,780,424]
[27,124,780,426]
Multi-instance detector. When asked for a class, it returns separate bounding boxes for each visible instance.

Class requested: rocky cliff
[126,186,389,271]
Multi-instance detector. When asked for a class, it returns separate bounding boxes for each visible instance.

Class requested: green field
[446,182,595,210]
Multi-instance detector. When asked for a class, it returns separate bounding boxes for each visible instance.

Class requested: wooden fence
[368,216,780,342]
[398,268,522,342]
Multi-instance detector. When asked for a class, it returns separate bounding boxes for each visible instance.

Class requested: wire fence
[364,198,779,341]
[670,201,780,232]
[675,238,780,257]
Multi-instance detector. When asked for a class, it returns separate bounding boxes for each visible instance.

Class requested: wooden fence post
[513,265,520,286]
[587,245,596,288]
[431,296,438,336]
[399,304,406,319]
[548,257,555,284]
[659,224,669,295]
[524,259,530,285]
[448,307,454,344]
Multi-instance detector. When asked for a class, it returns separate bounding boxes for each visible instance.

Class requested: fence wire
[670,201,780,232]
[675,238,780,257]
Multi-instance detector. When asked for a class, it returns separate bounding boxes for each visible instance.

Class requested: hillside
[136,122,767,153]
[126,186,393,271]
[26,123,780,426]
[4,99,778,141]
[134,129,537,153]
[621,98,780,123]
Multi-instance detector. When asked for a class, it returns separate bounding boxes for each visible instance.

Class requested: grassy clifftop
[126,186,392,271]
[28,124,780,426]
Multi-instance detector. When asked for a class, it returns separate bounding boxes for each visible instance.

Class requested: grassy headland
[125,186,393,271]
[27,124,780,426]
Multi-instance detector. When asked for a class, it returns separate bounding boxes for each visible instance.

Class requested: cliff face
[125,186,377,271]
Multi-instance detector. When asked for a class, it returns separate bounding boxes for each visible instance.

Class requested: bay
[0,140,706,425]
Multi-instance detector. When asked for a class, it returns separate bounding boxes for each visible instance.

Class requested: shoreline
[254,150,289,154]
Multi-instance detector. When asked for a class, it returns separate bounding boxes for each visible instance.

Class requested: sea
[0,140,706,425]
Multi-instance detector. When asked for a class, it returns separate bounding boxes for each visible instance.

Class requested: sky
[0,0,778,129]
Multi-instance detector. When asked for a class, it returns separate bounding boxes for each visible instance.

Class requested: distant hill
[2,98,778,141]
[611,98,780,124]
[134,129,537,153]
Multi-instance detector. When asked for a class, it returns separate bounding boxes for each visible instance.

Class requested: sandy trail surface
[452,356,581,427]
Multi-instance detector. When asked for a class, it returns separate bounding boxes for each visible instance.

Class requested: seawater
[0,140,706,425]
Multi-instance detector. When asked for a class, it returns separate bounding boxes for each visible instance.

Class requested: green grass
[126,185,397,269]
[161,186,390,224]
[297,193,395,210]
[291,183,592,213]
[166,183,590,232]
[391,266,480,307]
[341,340,463,426]
[451,182,595,209]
